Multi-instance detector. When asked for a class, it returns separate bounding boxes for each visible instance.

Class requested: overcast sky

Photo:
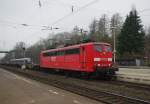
[0,0,150,57]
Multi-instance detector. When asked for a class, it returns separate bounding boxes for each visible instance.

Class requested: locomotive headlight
[98,64,100,66]
[94,58,100,61]
[108,58,112,61]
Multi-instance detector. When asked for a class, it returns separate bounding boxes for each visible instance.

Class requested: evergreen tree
[117,8,145,58]
[145,27,150,64]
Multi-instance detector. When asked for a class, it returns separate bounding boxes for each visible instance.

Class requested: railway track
[92,79,150,91]
[1,65,150,104]
[109,80,150,90]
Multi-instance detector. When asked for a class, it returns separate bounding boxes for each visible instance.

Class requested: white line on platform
[48,89,59,95]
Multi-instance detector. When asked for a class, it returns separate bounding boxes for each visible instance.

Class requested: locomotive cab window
[104,45,112,52]
[94,45,102,52]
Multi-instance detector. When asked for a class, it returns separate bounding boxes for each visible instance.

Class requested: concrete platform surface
[117,68,150,85]
[0,68,102,104]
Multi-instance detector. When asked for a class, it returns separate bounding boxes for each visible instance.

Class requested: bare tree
[110,13,123,48]
[89,19,98,34]
[14,42,26,58]
[110,13,123,36]
[98,14,109,36]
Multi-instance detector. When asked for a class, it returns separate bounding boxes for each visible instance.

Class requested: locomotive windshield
[104,45,112,52]
[94,45,102,52]
[94,44,111,52]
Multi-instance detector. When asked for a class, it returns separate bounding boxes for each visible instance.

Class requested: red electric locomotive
[40,42,118,78]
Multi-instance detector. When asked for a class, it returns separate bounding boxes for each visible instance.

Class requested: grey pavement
[0,68,102,104]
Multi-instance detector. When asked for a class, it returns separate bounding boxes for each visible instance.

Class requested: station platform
[0,68,102,104]
[117,67,150,85]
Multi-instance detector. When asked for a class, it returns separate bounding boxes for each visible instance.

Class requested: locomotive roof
[42,42,111,53]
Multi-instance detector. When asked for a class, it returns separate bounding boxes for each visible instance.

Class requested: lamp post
[111,26,116,64]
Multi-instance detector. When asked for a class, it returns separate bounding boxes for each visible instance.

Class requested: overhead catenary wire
[50,0,99,26]
[21,0,100,45]
[0,0,99,30]
[28,0,99,37]
[44,0,73,7]
[1,1,150,31]
[0,20,50,29]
